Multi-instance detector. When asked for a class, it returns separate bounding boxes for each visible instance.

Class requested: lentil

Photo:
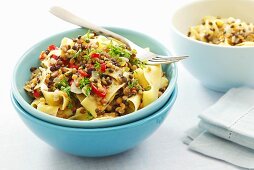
[30,67,37,72]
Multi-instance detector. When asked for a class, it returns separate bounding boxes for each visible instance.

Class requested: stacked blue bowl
[11,27,178,157]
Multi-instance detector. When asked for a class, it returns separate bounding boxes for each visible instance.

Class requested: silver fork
[49,6,188,65]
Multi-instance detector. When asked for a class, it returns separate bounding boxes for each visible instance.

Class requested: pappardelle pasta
[24,31,169,121]
[188,16,254,46]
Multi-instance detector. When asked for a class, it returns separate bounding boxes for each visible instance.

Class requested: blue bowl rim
[11,27,177,128]
[11,87,178,131]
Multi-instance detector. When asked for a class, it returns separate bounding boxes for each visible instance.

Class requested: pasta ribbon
[37,102,59,116]
[134,65,162,107]
[142,89,159,107]
[42,90,70,110]
[126,94,142,113]
[68,107,93,120]
[94,113,118,120]
[31,98,59,116]
[76,94,86,103]
[105,81,125,103]
[60,37,74,48]
[57,108,73,118]
[33,67,49,91]
[31,98,41,108]
[160,77,169,89]
[106,69,123,80]
[80,95,98,117]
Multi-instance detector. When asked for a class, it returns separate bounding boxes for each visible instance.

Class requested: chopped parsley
[55,78,71,97]
[128,79,138,88]
[108,43,132,58]
[56,78,69,89]
[74,49,82,58]
[87,112,93,120]
[130,58,146,68]
[83,85,92,97]
[67,102,73,109]
[79,78,90,89]
[83,54,90,60]
[94,61,101,69]
[85,47,91,55]
[85,30,91,39]
[61,86,71,97]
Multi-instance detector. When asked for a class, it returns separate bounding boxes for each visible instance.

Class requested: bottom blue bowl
[11,87,177,157]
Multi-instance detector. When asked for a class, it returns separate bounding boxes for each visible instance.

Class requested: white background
[0,0,244,169]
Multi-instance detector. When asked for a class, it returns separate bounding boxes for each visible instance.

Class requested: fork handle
[49,6,130,47]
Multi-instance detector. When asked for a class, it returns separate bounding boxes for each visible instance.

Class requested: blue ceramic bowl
[11,87,177,157]
[12,27,177,128]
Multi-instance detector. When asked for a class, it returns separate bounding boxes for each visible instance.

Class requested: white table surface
[0,0,245,169]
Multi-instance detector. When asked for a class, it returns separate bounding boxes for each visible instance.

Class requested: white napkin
[183,87,254,169]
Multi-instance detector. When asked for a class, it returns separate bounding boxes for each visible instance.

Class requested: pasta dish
[188,16,254,46]
[24,31,169,120]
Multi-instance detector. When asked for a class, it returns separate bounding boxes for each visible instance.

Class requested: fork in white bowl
[49,6,188,65]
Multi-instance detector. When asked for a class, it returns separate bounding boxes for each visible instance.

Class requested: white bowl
[169,0,254,92]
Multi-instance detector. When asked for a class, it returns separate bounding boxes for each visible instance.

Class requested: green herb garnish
[74,49,82,58]
[79,78,90,89]
[61,86,71,97]
[87,112,93,120]
[56,78,71,97]
[128,79,138,88]
[108,43,132,58]
[83,85,92,97]
[56,78,69,89]
[83,54,90,60]
[67,102,73,109]
[94,61,101,69]
[84,30,92,43]
[85,30,91,38]
[130,58,146,68]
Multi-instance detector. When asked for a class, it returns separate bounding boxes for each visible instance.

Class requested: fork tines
[148,56,188,62]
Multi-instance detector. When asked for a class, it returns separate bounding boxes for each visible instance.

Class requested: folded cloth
[183,127,254,169]
[183,87,254,169]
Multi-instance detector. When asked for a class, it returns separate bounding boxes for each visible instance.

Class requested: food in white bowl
[169,0,254,92]
[24,30,169,121]
[188,16,254,46]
